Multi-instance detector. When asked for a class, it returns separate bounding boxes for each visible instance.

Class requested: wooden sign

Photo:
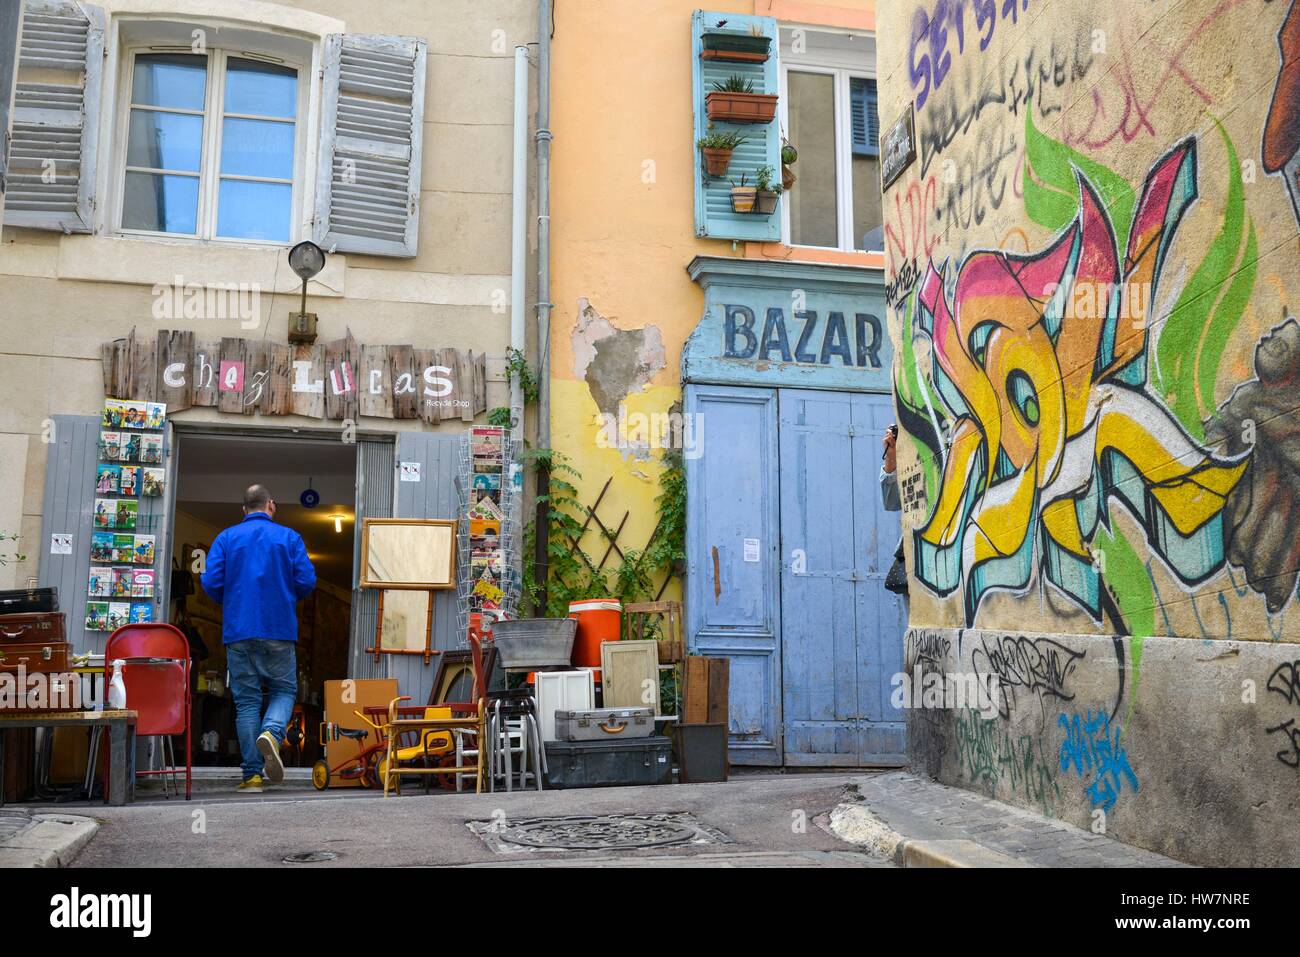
[102,329,488,424]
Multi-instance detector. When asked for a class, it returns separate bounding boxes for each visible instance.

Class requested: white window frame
[110,28,311,247]
[778,35,878,253]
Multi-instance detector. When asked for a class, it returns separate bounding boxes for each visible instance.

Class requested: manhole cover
[282,850,338,863]
[468,812,731,854]
[500,816,697,850]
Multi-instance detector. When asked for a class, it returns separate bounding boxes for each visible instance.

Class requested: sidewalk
[832,771,1189,868]
[32,768,1193,867]
[0,807,99,868]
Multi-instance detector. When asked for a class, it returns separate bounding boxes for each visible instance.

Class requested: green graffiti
[894,293,942,509]
[1092,525,1150,728]
[1094,526,1155,640]
[1154,118,1257,441]
[1023,109,1135,252]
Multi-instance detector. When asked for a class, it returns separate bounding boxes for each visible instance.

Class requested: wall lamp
[287,240,327,345]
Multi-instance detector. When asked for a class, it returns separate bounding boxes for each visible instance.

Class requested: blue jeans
[227,639,297,780]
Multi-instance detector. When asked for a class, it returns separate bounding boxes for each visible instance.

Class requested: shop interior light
[286,241,327,345]
[333,514,343,533]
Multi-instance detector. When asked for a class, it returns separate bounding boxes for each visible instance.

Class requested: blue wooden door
[685,384,782,765]
[778,389,905,765]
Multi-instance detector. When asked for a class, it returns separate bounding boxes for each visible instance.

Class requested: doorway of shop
[684,384,906,767]
[168,431,358,771]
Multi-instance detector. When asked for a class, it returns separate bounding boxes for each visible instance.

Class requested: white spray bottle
[108,659,128,710]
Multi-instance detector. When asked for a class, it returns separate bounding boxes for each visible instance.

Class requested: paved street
[48,770,1188,868]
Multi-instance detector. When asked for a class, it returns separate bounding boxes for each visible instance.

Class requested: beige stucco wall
[877,0,1300,863]
[0,0,538,588]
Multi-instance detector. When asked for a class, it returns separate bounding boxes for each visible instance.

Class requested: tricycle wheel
[366,750,387,790]
[311,759,330,790]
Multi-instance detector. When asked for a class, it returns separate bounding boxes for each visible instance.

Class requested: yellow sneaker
[237,774,264,793]
[256,732,285,783]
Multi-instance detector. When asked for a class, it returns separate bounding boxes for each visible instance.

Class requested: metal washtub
[490,618,577,669]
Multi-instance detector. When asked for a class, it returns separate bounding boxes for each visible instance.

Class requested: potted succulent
[730,173,757,213]
[701,24,772,63]
[706,74,779,125]
[697,129,747,177]
[754,165,782,214]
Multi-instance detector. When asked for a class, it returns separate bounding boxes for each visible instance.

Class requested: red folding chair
[103,623,193,800]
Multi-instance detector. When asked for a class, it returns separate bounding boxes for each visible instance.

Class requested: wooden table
[0,710,137,806]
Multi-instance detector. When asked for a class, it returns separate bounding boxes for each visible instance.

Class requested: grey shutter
[314,33,426,258]
[0,1,24,209]
[4,0,104,233]
[388,432,461,704]
[349,437,394,681]
[37,414,100,655]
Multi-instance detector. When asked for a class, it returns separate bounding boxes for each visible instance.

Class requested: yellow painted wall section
[550,0,876,599]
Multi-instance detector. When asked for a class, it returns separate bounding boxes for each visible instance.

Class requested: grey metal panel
[37,414,99,655]
[389,431,462,705]
[350,437,394,681]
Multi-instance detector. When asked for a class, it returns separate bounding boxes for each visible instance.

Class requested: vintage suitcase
[543,736,672,789]
[0,586,58,615]
[554,706,654,741]
[0,641,71,674]
[0,612,67,644]
[0,642,75,711]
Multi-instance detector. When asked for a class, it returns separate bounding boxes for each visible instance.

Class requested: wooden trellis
[553,476,674,601]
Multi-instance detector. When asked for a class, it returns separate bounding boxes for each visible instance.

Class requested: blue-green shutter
[851,77,879,157]
[693,10,781,242]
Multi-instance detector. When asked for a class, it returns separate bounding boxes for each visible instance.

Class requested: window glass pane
[220,117,295,180]
[224,58,298,118]
[787,71,838,248]
[217,179,292,241]
[127,109,204,172]
[131,53,207,111]
[122,171,199,234]
[853,156,883,251]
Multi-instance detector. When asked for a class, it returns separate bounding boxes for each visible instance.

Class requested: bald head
[242,484,275,516]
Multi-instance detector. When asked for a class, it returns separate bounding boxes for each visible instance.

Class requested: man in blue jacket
[201,485,316,793]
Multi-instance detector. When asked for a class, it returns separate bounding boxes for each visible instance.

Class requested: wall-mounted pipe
[534,0,554,607]
[510,44,530,436]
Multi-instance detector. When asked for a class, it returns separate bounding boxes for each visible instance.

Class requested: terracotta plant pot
[701,146,735,177]
[782,165,796,190]
[701,32,771,63]
[755,190,779,215]
[730,186,757,214]
[706,91,779,125]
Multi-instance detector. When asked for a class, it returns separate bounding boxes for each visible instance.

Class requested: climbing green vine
[521,447,686,619]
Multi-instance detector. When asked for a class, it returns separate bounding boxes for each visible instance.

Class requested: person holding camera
[880,424,909,605]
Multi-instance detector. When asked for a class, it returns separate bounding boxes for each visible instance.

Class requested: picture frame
[359,518,457,590]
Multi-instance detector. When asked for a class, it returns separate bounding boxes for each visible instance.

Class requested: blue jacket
[200,512,317,644]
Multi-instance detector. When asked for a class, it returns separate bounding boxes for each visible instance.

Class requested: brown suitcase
[0,641,71,674]
[0,612,66,644]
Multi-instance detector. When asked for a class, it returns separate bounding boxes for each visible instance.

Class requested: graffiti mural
[900,136,1250,627]
[1263,0,1300,228]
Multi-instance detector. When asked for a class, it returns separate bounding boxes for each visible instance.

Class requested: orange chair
[104,623,193,800]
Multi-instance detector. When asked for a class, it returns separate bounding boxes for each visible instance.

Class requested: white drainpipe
[510,45,530,438]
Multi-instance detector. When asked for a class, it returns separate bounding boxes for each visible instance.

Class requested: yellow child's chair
[371,707,455,783]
